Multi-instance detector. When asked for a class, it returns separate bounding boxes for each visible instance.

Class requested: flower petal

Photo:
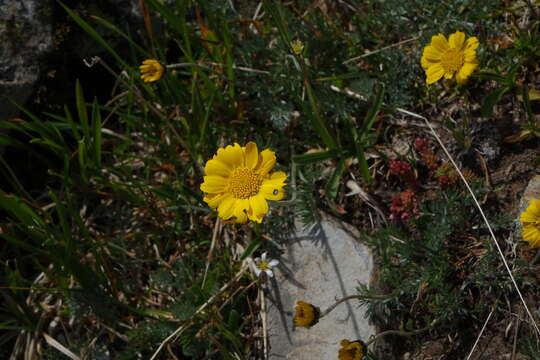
[261,252,267,261]
[431,34,449,52]
[465,36,479,51]
[521,201,540,223]
[244,142,259,169]
[449,31,466,50]
[257,149,277,176]
[204,158,232,177]
[249,195,269,220]
[254,268,262,276]
[265,270,274,278]
[464,49,478,63]
[216,143,244,169]
[456,62,478,84]
[233,198,249,223]
[425,63,445,84]
[422,45,442,63]
[266,171,287,184]
[523,225,540,247]
[421,55,439,70]
[260,184,285,200]
[204,192,230,209]
[218,196,236,220]
[268,259,279,267]
[531,200,540,214]
[200,175,228,193]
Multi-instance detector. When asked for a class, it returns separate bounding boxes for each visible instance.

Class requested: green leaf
[58,1,128,68]
[0,192,43,227]
[91,15,151,58]
[292,149,341,164]
[473,71,511,84]
[304,83,337,149]
[481,86,510,118]
[76,80,90,142]
[78,139,87,182]
[92,99,102,167]
[0,157,32,199]
[325,158,346,200]
[359,83,385,136]
[239,239,261,261]
[0,233,49,256]
[521,85,535,123]
[349,74,377,98]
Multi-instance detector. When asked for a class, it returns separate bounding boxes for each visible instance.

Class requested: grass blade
[293,149,341,165]
[76,80,90,142]
[59,1,128,68]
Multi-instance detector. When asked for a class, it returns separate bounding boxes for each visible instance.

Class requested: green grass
[1,0,540,358]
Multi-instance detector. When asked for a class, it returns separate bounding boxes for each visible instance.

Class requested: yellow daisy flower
[200,142,287,223]
[421,31,479,85]
[291,40,304,55]
[139,59,165,82]
[293,301,319,327]
[520,199,540,247]
[338,339,365,360]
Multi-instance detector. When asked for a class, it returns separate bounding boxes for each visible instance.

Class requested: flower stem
[365,321,436,346]
[318,294,390,319]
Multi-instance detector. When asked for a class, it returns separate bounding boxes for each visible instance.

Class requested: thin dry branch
[398,107,540,337]
[465,307,495,360]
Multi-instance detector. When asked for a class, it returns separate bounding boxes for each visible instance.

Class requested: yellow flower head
[338,339,365,360]
[291,40,305,55]
[200,142,287,224]
[421,31,479,85]
[293,301,318,327]
[520,199,540,247]
[140,59,165,82]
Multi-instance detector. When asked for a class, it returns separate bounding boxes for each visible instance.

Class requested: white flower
[253,252,279,278]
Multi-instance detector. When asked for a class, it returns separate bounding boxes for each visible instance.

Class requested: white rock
[267,215,376,359]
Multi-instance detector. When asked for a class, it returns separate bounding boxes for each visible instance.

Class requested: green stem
[319,294,390,318]
[365,322,435,346]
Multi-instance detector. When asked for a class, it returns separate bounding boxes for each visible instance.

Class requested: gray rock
[267,215,376,359]
[105,0,143,25]
[517,175,540,234]
[0,0,53,121]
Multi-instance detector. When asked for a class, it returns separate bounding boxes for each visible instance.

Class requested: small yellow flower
[293,301,318,327]
[139,59,165,82]
[421,31,479,85]
[520,199,540,247]
[338,339,365,360]
[291,40,304,55]
[200,142,287,223]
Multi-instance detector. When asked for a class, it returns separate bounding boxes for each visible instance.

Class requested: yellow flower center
[294,301,317,327]
[441,48,464,73]
[228,167,262,199]
[338,341,363,360]
[147,66,158,75]
[257,260,270,271]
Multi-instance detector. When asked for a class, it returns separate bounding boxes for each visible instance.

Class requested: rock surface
[517,175,540,233]
[520,175,540,206]
[0,0,53,121]
[267,215,376,359]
